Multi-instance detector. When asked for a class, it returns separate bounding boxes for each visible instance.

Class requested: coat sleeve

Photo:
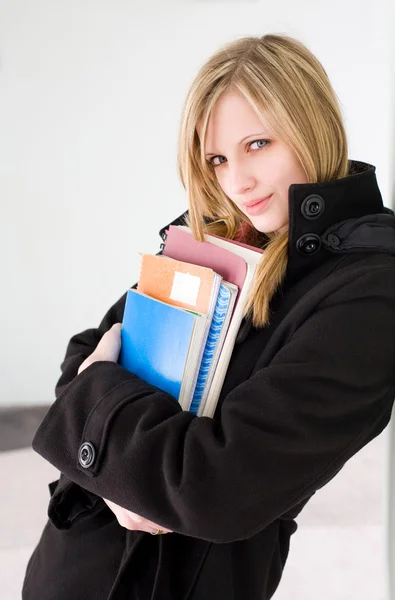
[44,286,133,529]
[33,264,395,542]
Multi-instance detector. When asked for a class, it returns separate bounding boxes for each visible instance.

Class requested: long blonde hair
[177,34,349,328]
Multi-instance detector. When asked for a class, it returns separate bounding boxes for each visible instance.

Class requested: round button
[301,195,325,220]
[296,234,321,255]
[78,442,96,469]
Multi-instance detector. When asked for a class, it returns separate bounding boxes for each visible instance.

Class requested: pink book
[162,225,263,314]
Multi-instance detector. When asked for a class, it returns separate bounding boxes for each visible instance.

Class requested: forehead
[202,90,270,151]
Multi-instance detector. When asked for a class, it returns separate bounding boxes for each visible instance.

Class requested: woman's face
[203,90,309,233]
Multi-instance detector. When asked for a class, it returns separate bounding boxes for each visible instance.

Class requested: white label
[169,271,201,306]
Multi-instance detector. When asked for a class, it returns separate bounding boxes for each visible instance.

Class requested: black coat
[23,160,395,600]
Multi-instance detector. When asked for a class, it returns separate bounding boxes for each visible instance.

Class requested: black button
[78,442,96,469]
[296,234,321,255]
[301,195,325,220]
[327,233,340,248]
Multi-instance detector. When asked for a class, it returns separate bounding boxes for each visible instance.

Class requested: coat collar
[284,159,392,285]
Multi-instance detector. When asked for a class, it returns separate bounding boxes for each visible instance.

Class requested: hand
[78,323,122,375]
[102,498,173,534]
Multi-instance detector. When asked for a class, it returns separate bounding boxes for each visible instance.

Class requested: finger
[78,325,122,374]
[95,323,122,361]
[141,520,173,533]
[149,528,171,534]
[103,499,173,533]
[126,511,172,533]
[127,511,143,523]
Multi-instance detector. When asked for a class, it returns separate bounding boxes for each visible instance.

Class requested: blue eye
[210,155,227,167]
[249,139,269,151]
[209,139,269,168]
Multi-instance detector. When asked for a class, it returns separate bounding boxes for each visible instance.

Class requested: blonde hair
[177,33,349,328]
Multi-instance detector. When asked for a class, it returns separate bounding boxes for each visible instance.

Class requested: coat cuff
[32,360,182,482]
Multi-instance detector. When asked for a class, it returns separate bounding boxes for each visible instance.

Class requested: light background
[0,0,392,407]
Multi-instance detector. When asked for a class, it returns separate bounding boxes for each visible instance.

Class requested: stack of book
[119,224,264,418]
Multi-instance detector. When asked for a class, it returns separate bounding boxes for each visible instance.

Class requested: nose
[228,163,256,195]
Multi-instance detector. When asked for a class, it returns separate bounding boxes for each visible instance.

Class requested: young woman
[22,34,395,600]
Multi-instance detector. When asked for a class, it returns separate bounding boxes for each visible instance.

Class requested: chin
[250,216,288,235]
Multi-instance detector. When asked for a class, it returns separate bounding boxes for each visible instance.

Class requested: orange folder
[137,254,220,315]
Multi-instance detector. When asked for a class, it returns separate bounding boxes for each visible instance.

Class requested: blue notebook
[119,289,206,410]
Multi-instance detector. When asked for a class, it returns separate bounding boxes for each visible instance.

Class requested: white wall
[0,0,392,406]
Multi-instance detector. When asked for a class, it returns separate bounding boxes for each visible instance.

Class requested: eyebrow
[205,132,268,157]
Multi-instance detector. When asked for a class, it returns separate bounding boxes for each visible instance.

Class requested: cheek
[212,173,231,202]
[289,160,309,185]
[214,170,227,191]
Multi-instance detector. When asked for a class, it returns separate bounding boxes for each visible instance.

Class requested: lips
[245,195,272,208]
[243,194,273,216]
